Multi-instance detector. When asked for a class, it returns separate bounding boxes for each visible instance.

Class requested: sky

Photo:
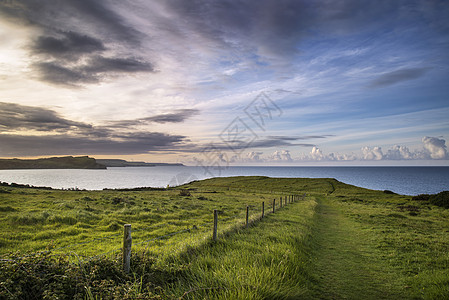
[0,0,448,166]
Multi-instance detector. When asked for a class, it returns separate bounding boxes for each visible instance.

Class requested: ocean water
[0,166,448,195]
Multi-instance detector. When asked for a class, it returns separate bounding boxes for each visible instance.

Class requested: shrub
[179,190,191,197]
[429,191,449,208]
[412,194,431,201]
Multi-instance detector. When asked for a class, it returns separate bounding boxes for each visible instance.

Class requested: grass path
[307,196,405,299]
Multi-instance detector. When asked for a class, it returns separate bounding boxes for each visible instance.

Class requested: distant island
[0,156,106,170]
[0,156,184,170]
[96,159,183,167]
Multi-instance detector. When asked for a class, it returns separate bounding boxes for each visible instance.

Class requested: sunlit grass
[0,176,448,299]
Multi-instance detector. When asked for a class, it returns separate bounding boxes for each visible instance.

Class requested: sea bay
[1,166,448,195]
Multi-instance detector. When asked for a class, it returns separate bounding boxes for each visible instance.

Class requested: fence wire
[1,194,305,264]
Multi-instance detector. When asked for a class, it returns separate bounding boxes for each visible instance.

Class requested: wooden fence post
[246,206,249,228]
[123,224,132,274]
[262,201,265,218]
[213,209,218,241]
[273,199,276,213]
[280,196,282,208]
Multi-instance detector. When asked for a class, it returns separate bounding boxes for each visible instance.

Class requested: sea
[0,166,448,195]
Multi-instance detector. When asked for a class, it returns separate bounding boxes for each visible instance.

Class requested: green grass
[0,177,286,257]
[0,176,448,299]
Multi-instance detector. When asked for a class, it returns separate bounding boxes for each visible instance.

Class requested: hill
[96,159,183,167]
[0,156,106,169]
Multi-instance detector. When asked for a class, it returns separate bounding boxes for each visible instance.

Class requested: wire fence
[0,193,306,271]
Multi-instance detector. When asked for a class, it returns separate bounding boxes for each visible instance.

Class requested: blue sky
[0,0,448,165]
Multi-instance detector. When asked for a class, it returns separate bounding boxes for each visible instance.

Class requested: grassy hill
[0,156,106,169]
[0,176,447,299]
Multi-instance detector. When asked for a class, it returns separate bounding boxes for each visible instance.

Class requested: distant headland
[0,156,106,170]
[0,156,183,170]
[96,159,183,167]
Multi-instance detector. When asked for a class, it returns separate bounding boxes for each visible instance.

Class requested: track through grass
[307,196,405,299]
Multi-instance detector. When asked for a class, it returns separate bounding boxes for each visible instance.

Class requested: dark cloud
[64,0,142,44]
[32,32,105,58]
[268,135,334,141]
[0,0,152,87]
[368,67,430,88]
[0,133,186,156]
[250,136,316,149]
[33,56,154,87]
[0,0,141,45]
[163,0,309,58]
[0,102,92,132]
[108,109,199,128]
[34,62,99,86]
[0,102,193,156]
[85,56,154,74]
[188,136,320,154]
[144,109,200,124]
[162,0,401,60]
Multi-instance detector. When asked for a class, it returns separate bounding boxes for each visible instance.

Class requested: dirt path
[307,196,403,299]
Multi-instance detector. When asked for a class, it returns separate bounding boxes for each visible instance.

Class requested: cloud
[361,146,384,160]
[310,146,325,161]
[160,0,402,63]
[0,133,186,156]
[422,136,448,159]
[250,136,316,149]
[108,109,200,127]
[0,0,141,45]
[361,138,448,161]
[84,56,154,74]
[368,68,430,88]
[298,146,357,162]
[0,0,153,87]
[0,102,191,156]
[0,102,92,132]
[384,145,414,160]
[270,150,292,161]
[143,109,199,124]
[246,151,263,162]
[34,62,99,86]
[33,57,154,87]
[299,137,449,162]
[32,31,105,58]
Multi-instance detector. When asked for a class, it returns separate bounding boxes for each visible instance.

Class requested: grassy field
[0,176,448,299]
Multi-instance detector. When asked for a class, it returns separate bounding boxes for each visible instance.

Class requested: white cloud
[422,136,448,159]
[246,151,263,162]
[385,145,414,160]
[270,150,292,161]
[295,136,448,162]
[299,146,357,162]
[361,146,384,160]
[310,146,325,161]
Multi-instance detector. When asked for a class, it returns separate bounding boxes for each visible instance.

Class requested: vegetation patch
[429,191,449,208]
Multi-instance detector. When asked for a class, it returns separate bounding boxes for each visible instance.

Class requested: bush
[179,190,191,197]
[412,194,431,201]
[429,191,449,208]
[0,251,186,299]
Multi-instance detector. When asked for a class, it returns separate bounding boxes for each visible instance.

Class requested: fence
[0,193,306,274]
[121,193,306,273]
